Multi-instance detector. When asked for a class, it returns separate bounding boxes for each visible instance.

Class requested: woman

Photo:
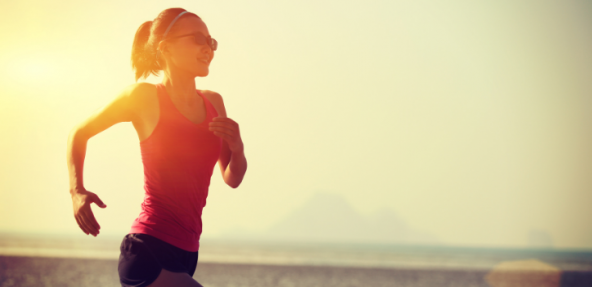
[66,8,247,287]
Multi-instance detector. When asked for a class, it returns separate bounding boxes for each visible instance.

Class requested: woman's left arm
[206,92,247,188]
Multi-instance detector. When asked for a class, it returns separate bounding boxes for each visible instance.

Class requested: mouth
[197,58,209,64]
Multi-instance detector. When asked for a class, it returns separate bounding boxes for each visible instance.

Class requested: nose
[201,43,213,54]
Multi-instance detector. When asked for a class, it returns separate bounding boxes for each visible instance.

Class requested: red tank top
[129,83,222,252]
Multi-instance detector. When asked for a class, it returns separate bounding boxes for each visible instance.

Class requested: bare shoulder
[124,82,157,102]
[120,82,158,116]
[74,83,157,138]
[200,89,223,105]
[200,89,227,117]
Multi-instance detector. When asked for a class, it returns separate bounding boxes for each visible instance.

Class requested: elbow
[226,180,242,189]
[223,163,247,189]
[68,127,80,144]
[67,127,90,153]
[68,126,90,143]
[224,175,244,189]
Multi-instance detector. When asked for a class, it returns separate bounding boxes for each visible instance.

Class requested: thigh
[119,234,162,287]
[148,269,204,287]
[119,233,200,287]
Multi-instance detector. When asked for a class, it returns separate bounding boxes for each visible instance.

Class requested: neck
[162,69,197,104]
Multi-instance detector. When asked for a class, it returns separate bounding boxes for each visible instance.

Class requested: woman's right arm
[67,83,148,236]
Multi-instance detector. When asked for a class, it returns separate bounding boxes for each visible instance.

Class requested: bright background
[0,0,590,249]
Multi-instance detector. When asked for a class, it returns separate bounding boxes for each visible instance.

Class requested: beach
[0,255,494,287]
[1,233,591,286]
[3,256,592,287]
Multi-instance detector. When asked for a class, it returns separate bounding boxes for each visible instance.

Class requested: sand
[1,255,590,287]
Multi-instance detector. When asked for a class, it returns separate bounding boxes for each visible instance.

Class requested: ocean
[1,232,591,286]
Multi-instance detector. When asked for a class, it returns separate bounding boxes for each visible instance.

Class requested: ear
[157,41,168,55]
[156,41,169,68]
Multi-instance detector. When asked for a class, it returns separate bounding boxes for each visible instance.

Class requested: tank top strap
[197,90,219,120]
[155,83,177,116]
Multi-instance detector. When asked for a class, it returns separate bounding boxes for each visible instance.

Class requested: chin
[194,69,209,78]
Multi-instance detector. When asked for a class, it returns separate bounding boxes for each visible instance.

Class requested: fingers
[92,194,107,208]
[209,122,238,132]
[210,127,235,138]
[209,118,239,138]
[75,216,91,235]
[209,118,239,129]
[213,131,233,141]
[76,205,101,236]
[86,209,101,234]
[211,117,235,123]
[77,212,95,236]
[209,118,243,153]
[79,210,99,236]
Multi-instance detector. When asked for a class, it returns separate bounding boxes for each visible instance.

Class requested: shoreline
[0,255,492,287]
[2,232,591,272]
[2,255,592,287]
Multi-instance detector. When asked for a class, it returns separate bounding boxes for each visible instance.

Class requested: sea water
[198,239,592,272]
[1,232,591,272]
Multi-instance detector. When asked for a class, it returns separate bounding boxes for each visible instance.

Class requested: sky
[0,0,591,249]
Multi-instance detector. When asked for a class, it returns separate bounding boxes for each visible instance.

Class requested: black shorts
[118,233,198,287]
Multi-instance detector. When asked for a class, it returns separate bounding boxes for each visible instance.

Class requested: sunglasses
[168,32,218,51]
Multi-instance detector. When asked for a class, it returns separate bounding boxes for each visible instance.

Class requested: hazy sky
[0,0,590,249]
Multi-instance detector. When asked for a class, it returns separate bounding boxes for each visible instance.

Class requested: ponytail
[131,21,158,81]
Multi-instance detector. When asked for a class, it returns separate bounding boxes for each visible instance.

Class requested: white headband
[156,11,191,61]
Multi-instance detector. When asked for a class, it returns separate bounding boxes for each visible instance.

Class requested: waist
[130,223,202,252]
[130,199,205,252]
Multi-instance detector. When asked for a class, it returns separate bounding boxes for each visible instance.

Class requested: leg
[147,268,204,287]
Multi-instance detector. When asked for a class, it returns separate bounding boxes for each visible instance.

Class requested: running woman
[66,8,247,287]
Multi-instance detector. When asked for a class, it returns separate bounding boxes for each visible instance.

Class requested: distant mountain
[266,192,371,242]
[221,192,439,245]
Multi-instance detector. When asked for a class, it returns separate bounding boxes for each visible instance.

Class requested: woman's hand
[209,117,244,153]
[71,188,107,237]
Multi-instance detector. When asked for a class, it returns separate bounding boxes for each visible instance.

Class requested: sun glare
[2,54,70,90]
[17,57,55,77]
[17,60,51,79]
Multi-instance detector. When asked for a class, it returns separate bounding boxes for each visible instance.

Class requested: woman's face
[161,16,214,78]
